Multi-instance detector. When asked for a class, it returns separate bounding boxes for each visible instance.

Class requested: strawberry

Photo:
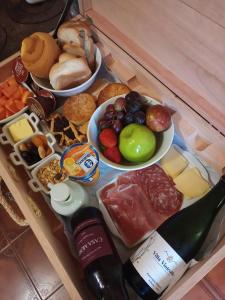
[103,146,121,164]
[99,128,117,148]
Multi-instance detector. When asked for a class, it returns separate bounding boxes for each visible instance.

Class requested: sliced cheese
[8,118,34,142]
[174,167,210,198]
[160,147,188,178]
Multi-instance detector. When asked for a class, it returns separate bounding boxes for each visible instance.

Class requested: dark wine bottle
[71,206,129,300]
[123,176,225,300]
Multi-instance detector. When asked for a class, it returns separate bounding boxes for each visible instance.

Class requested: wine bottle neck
[203,176,225,211]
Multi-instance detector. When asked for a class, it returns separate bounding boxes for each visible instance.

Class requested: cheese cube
[9,118,34,142]
[160,147,188,178]
[174,167,210,198]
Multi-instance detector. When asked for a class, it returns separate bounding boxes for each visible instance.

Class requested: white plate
[96,144,211,247]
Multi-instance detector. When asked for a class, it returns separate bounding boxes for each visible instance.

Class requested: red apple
[146,104,171,132]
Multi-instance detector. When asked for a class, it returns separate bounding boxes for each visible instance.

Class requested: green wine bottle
[123,176,225,299]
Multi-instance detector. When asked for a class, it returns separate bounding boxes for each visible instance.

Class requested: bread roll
[63,93,96,125]
[58,53,77,63]
[49,57,92,90]
[97,83,131,106]
[57,20,92,47]
[60,20,92,39]
[73,20,92,38]
[59,21,77,29]
[63,37,95,71]
[57,26,82,47]
[63,44,85,58]
[84,37,95,71]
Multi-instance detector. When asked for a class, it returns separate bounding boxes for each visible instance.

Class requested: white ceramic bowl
[28,153,63,194]
[0,112,39,146]
[87,95,174,171]
[10,132,56,170]
[30,46,102,97]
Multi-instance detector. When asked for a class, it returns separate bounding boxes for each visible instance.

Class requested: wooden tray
[0,1,225,299]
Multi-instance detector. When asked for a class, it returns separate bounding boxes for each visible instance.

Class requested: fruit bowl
[87,94,174,171]
[30,46,102,97]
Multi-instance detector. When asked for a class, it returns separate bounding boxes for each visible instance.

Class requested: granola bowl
[28,153,68,194]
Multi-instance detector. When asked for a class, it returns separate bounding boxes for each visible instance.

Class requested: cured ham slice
[100,164,183,247]
[100,183,158,247]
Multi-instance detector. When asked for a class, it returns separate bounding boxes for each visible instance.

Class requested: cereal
[37,159,67,188]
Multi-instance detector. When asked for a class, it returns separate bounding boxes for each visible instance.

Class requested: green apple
[119,124,156,163]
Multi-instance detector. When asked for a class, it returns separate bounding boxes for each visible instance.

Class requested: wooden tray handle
[0,178,28,227]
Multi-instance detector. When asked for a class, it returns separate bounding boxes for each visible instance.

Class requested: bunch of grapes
[98,91,146,134]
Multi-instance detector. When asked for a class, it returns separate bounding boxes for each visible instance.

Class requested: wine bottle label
[74,218,113,269]
[130,231,188,295]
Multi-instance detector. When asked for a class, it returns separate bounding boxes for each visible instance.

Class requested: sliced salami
[148,183,183,215]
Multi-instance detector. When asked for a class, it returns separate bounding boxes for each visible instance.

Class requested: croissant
[21,32,60,79]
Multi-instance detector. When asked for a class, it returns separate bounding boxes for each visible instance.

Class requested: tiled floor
[0,199,225,300]
[0,196,71,300]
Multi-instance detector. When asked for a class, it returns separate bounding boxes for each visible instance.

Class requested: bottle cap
[50,182,70,203]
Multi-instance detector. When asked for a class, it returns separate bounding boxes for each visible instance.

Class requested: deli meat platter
[96,144,218,248]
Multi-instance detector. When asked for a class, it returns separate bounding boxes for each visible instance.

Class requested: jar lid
[50,182,70,203]
[60,143,99,181]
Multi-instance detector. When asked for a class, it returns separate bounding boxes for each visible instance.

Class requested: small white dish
[88,94,174,171]
[0,112,39,146]
[10,132,56,170]
[30,46,102,97]
[28,153,63,194]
